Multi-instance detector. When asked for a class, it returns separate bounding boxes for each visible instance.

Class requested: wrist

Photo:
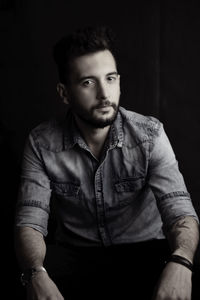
[172,249,193,264]
[165,254,193,272]
[21,266,47,286]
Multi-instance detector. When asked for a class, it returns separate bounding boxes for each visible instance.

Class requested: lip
[95,106,112,111]
[96,104,112,109]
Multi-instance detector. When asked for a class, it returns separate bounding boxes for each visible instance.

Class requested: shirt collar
[63,107,124,151]
[107,107,124,149]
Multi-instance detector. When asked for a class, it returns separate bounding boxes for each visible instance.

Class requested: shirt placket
[71,115,123,246]
[94,164,112,247]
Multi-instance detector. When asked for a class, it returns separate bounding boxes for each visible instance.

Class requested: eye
[82,79,95,87]
[107,76,117,83]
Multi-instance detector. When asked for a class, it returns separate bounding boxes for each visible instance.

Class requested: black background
[0,0,200,298]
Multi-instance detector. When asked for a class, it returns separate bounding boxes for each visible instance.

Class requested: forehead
[69,50,117,79]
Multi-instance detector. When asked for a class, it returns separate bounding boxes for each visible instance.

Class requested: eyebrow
[78,72,119,82]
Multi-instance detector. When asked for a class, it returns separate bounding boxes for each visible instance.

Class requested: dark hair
[53,26,117,83]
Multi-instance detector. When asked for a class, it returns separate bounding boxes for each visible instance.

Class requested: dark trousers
[44,239,171,300]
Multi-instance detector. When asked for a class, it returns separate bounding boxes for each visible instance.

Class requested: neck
[74,115,110,158]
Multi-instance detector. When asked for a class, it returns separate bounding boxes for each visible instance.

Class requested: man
[15,26,199,300]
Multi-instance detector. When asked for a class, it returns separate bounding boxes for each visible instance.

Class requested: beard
[71,100,120,129]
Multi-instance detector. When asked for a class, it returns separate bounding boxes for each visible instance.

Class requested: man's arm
[153,216,199,300]
[167,216,199,262]
[15,226,64,300]
[15,226,46,269]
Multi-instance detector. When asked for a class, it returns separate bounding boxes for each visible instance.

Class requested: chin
[90,115,117,128]
[76,104,119,128]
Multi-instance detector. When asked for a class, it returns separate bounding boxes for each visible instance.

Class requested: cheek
[71,91,94,110]
[112,85,121,99]
[78,89,96,104]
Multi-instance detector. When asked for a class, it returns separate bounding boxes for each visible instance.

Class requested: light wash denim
[15,107,199,247]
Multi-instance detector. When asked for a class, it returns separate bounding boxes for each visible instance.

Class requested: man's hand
[152,261,192,300]
[27,271,64,300]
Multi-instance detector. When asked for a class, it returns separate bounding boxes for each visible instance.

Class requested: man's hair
[53,26,117,84]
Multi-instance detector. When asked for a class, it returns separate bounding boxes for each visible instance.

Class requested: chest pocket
[50,181,86,224]
[114,177,145,207]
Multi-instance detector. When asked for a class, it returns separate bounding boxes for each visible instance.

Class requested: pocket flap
[51,182,80,196]
[115,177,144,193]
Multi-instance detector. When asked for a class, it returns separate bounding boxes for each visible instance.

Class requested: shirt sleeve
[15,132,51,236]
[148,123,199,232]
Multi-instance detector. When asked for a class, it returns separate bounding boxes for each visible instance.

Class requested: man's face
[65,50,120,128]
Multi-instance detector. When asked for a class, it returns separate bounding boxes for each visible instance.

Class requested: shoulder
[29,118,65,152]
[119,107,163,144]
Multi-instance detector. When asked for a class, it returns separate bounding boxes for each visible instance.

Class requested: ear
[57,83,69,105]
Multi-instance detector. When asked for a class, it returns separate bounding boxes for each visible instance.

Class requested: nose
[96,81,109,100]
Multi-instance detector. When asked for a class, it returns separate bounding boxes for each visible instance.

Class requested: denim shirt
[15,106,199,247]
